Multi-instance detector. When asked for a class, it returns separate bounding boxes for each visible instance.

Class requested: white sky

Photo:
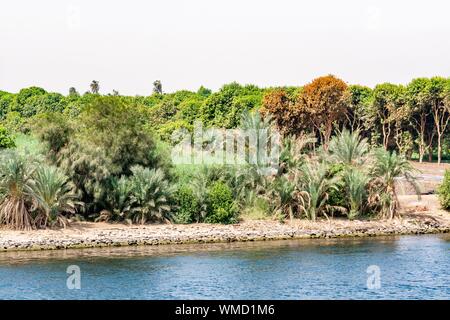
[1,0,449,95]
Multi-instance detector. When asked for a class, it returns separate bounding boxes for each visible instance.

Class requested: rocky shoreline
[0,195,449,252]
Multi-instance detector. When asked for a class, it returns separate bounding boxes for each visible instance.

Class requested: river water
[0,234,448,299]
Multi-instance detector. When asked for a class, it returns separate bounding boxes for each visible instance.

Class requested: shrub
[205,181,238,224]
[0,151,35,229]
[342,168,369,219]
[32,112,73,157]
[325,163,347,213]
[96,176,132,222]
[0,126,15,149]
[296,162,340,221]
[438,170,450,210]
[327,129,369,166]
[32,165,82,228]
[174,185,199,224]
[127,166,175,224]
[50,97,169,214]
[370,148,420,218]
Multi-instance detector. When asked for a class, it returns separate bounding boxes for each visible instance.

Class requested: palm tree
[240,110,272,131]
[327,129,369,166]
[343,168,369,219]
[0,152,36,230]
[234,164,269,208]
[370,148,420,218]
[68,87,79,96]
[90,80,100,94]
[279,134,316,174]
[296,162,340,221]
[32,165,82,228]
[128,166,175,224]
[267,176,308,220]
[97,176,132,222]
[239,111,277,172]
[153,80,162,94]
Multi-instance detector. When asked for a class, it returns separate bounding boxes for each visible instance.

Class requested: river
[0,234,448,299]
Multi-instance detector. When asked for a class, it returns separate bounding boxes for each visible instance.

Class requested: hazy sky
[1,0,449,95]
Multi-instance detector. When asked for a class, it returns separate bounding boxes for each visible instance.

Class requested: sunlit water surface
[0,234,449,299]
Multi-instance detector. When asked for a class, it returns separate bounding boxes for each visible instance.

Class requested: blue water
[0,234,448,299]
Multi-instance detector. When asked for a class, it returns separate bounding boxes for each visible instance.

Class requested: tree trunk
[437,134,442,165]
[418,147,424,163]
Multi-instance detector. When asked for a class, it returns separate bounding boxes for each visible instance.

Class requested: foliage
[55,97,168,213]
[205,181,238,224]
[90,80,100,94]
[0,151,36,229]
[327,129,369,166]
[342,168,369,219]
[201,83,263,128]
[32,165,81,228]
[260,88,300,136]
[438,170,450,210]
[267,175,307,220]
[96,176,132,222]
[370,148,420,218]
[296,162,340,221]
[127,166,175,224]
[0,126,15,149]
[173,185,199,224]
[297,75,349,147]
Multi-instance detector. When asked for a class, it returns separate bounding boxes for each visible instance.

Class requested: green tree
[68,87,79,97]
[370,83,405,149]
[427,77,450,164]
[406,78,434,162]
[348,85,373,140]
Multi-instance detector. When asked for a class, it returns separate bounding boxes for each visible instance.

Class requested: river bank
[1,195,449,252]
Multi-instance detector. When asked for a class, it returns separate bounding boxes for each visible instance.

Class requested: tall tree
[68,87,79,97]
[90,80,100,94]
[260,88,300,136]
[428,77,450,164]
[297,75,349,148]
[370,83,404,150]
[153,80,163,94]
[346,85,377,142]
[406,78,434,162]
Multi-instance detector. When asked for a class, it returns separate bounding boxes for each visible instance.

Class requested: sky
[1,0,450,95]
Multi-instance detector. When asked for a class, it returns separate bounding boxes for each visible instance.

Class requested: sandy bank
[0,195,449,252]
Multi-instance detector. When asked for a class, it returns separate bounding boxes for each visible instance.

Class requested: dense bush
[0,151,81,229]
[205,181,238,224]
[127,166,175,223]
[438,170,450,210]
[0,126,15,149]
[173,185,199,224]
[40,97,170,214]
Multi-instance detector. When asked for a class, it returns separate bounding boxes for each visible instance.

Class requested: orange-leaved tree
[260,88,303,136]
[297,75,349,149]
